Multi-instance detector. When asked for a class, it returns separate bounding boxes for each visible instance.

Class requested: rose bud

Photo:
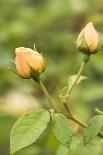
[76,22,99,54]
[15,47,45,80]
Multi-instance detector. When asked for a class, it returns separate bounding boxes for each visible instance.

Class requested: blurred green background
[0,0,103,155]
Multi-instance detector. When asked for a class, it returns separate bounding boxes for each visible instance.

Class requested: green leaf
[51,113,73,148]
[95,108,103,115]
[83,115,103,144]
[10,108,50,154]
[56,145,69,155]
[68,74,87,87]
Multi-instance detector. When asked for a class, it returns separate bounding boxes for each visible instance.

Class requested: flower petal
[84,22,99,52]
[15,47,31,78]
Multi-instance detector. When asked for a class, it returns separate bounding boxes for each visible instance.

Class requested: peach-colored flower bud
[76,22,99,54]
[15,47,45,79]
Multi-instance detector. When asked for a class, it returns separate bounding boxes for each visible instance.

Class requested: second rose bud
[76,22,99,54]
[15,47,45,81]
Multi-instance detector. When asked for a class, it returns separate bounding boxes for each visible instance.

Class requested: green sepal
[82,53,90,63]
[30,67,40,83]
[77,33,97,54]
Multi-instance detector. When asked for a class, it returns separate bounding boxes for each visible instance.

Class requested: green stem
[63,101,86,127]
[71,116,86,128]
[72,115,103,137]
[64,101,103,137]
[65,54,90,101]
[66,61,86,98]
[63,101,73,118]
[63,61,87,120]
[39,81,58,112]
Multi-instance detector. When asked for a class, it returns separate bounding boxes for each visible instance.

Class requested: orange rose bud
[76,22,99,54]
[15,47,45,80]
